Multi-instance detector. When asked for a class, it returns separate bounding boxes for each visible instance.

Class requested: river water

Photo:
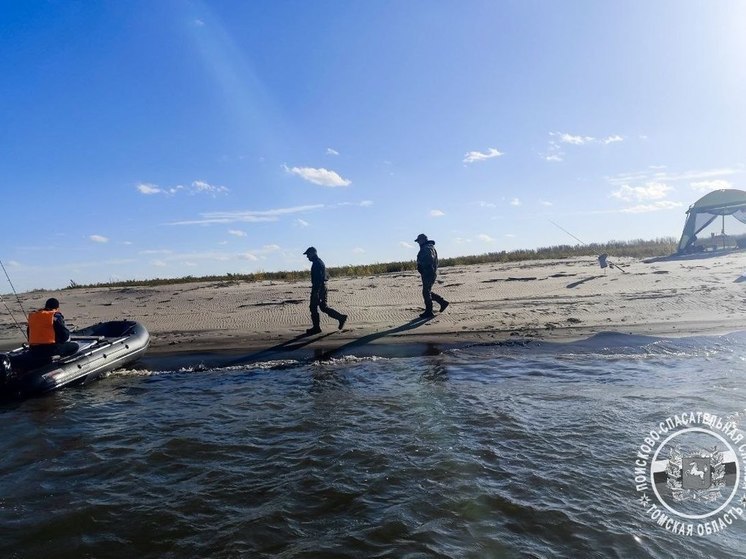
[2,332,746,558]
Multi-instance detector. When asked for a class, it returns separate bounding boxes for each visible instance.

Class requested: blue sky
[2,0,745,292]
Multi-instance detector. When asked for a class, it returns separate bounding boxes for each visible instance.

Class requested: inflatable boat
[0,320,149,400]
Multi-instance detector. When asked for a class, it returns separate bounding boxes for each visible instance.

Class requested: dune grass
[67,237,678,290]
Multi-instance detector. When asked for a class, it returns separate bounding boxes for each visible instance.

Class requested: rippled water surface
[2,332,746,558]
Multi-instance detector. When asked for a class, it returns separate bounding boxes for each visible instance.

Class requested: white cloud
[171,204,324,225]
[151,260,167,267]
[430,209,445,217]
[478,201,497,208]
[192,180,229,195]
[228,229,247,237]
[539,199,553,206]
[352,247,365,254]
[284,164,351,187]
[544,132,622,161]
[477,234,494,242]
[137,183,162,195]
[137,180,226,196]
[400,241,414,249]
[611,181,673,202]
[326,148,339,156]
[690,179,733,192]
[240,253,259,261]
[463,147,504,164]
[510,198,521,206]
[557,133,595,145]
[621,201,683,213]
[505,233,516,238]
[89,235,109,243]
[295,219,309,227]
[607,167,741,187]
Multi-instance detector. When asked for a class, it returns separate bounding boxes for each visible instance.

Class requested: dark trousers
[421,274,446,313]
[31,342,80,358]
[310,284,344,327]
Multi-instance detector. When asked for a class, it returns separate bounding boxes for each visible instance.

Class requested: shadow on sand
[189,317,435,370]
[223,331,335,367]
[566,275,604,289]
[644,248,746,263]
[317,316,432,361]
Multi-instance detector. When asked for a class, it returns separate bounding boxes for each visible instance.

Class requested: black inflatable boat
[0,320,149,400]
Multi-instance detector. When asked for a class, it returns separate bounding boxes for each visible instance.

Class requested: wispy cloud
[352,247,365,254]
[611,182,673,202]
[171,199,371,227]
[621,201,683,213]
[478,201,497,208]
[463,147,504,164]
[140,249,173,255]
[326,148,339,156]
[283,164,351,187]
[477,233,495,242]
[510,198,521,206]
[539,199,553,206]
[430,209,445,217]
[228,229,247,237]
[544,131,623,161]
[607,167,742,187]
[89,234,109,243]
[556,133,595,145]
[400,241,414,249]
[136,180,228,196]
[690,179,733,192]
[171,204,324,225]
[191,180,229,195]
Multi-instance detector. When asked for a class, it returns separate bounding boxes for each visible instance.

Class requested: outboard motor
[0,353,13,385]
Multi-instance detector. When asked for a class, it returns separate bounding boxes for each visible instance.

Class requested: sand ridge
[1,254,745,357]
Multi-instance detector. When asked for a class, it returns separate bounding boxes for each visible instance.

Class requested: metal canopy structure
[677,189,746,253]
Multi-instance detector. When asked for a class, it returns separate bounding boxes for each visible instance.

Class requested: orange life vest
[28,309,57,345]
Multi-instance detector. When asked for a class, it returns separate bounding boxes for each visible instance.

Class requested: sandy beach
[2,253,745,360]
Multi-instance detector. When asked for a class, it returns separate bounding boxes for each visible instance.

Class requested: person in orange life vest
[27,298,79,358]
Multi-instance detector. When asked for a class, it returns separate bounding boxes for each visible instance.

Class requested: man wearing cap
[303,247,348,335]
[27,298,79,359]
[415,234,449,319]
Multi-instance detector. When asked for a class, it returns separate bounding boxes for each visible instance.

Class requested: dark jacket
[53,312,71,343]
[417,240,438,277]
[310,256,329,289]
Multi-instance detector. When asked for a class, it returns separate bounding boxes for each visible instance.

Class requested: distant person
[303,247,348,334]
[27,298,79,359]
[415,233,449,319]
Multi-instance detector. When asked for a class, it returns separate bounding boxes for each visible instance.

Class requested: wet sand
[2,253,745,362]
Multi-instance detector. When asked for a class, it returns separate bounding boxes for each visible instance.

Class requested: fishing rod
[548,220,627,273]
[0,258,29,340]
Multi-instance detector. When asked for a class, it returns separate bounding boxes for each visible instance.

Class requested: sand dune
[2,253,745,357]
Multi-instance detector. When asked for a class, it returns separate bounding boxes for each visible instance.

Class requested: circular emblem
[633,412,746,536]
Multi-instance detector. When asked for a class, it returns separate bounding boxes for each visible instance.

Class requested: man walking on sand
[415,233,449,319]
[303,247,348,335]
